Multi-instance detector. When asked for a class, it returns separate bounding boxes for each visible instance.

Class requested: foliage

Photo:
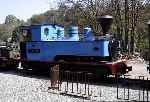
[0,15,25,41]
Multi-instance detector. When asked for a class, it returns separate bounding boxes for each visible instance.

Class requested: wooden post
[51,64,59,89]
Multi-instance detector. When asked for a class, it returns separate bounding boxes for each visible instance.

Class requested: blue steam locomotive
[20,15,132,76]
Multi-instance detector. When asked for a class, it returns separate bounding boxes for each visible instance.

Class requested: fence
[49,65,98,99]
[48,65,150,101]
[116,75,150,101]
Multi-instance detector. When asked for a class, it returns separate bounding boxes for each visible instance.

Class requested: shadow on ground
[0,67,50,80]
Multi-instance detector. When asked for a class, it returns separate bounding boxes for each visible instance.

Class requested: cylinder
[83,27,92,37]
[83,27,94,41]
[67,26,79,41]
[55,25,64,40]
[68,26,78,37]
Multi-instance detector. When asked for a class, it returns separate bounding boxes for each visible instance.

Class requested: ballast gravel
[0,60,149,102]
[0,70,124,102]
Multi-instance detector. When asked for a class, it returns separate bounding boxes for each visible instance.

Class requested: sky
[0,0,58,24]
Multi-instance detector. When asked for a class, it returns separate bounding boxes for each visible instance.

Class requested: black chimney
[97,15,113,35]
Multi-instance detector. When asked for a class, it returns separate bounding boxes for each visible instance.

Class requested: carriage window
[44,28,49,36]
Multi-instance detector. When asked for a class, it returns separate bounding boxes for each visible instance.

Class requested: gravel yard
[0,71,130,102]
[127,60,150,79]
[0,60,149,102]
[0,71,83,102]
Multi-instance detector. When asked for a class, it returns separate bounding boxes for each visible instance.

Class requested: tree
[0,15,25,41]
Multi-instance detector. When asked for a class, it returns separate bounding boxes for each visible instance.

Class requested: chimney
[97,15,113,35]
